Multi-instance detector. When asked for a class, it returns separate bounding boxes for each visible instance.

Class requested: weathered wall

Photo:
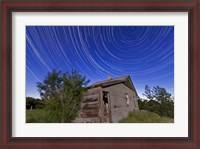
[103,83,139,123]
[73,83,139,123]
[73,87,102,123]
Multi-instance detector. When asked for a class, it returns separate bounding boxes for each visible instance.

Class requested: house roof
[88,75,138,96]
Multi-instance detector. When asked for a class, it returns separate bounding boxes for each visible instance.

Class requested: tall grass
[27,109,174,123]
[119,111,174,123]
[26,109,50,123]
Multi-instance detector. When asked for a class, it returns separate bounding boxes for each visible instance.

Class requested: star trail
[26,26,174,99]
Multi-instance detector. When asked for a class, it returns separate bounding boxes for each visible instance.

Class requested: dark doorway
[102,91,111,122]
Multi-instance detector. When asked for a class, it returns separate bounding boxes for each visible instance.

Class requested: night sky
[26,26,174,99]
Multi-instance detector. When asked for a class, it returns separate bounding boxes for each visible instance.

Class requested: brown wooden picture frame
[0,0,199,148]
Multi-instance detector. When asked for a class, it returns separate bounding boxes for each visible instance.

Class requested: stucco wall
[103,83,139,122]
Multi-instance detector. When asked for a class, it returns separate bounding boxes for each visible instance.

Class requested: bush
[37,70,89,123]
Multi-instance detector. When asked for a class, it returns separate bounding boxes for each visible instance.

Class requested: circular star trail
[26,26,174,98]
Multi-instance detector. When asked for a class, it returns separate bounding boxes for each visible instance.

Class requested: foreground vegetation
[36,70,89,123]
[26,109,49,123]
[27,109,174,123]
[26,70,89,123]
[26,70,174,123]
[139,85,174,118]
[119,111,174,123]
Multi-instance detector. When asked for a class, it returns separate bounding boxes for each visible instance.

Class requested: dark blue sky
[26,26,174,99]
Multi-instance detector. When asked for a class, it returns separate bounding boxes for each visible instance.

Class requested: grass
[119,111,174,123]
[26,109,49,123]
[27,109,174,123]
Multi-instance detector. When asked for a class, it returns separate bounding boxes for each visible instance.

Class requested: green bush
[36,70,89,123]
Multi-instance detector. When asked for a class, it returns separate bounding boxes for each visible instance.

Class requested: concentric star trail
[26,26,174,98]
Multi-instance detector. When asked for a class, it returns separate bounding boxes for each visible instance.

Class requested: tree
[141,85,174,118]
[143,85,153,100]
[152,86,172,101]
[143,85,172,101]
[37,70,89,123]
[26,97,45,110]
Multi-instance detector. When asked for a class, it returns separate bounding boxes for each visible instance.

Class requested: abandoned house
[73,75,139,123]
